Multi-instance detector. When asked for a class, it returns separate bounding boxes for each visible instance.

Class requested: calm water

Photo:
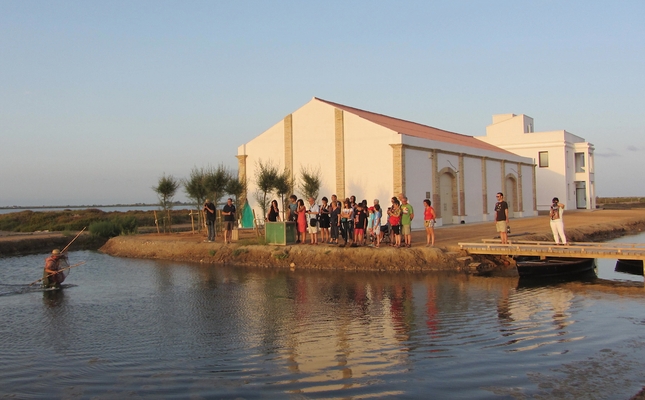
[2,239,645,399]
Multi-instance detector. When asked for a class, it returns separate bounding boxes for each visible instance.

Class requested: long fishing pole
[29,261,87,286]
[60,227,87,254]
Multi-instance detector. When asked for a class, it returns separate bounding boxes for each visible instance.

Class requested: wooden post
[252,209,259,237]
[189,210,197,233]
[153,210,160,234]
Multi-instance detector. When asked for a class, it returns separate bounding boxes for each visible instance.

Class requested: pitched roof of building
[315,97,514,154]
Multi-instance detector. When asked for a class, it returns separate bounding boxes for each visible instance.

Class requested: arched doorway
[505,175,517,217]
[439,169,457,224]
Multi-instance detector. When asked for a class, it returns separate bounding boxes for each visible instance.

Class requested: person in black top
[203,198,216,242]
[222,198,236,244]
[267,200,280,222]
[353,203,368,247]
[494,192,509,244]
[319,196,331,243]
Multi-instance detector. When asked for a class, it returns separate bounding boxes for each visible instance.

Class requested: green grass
[0,209,191,233]
[232,248,249,257]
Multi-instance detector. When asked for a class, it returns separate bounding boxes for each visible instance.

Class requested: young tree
[274,169,293,220]
[254,160,279,219]
[298,166,322,201]
[153,174,180,232]
[205,164,231,209]
[183,167,209,229]
[226,176,246,222]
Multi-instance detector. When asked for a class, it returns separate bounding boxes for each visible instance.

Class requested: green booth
[265,222,297,245]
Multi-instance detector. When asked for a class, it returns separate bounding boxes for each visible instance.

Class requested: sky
[1,1,644,206]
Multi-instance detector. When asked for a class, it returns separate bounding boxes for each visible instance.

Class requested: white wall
[343,111,397,203]
[292,100,337,200]
[404,148,433,230]
[486,159,503,221]
[463,157,484,223]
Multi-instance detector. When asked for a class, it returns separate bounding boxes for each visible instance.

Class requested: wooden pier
[458,240,645,261]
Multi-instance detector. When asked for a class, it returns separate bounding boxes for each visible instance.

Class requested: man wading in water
[43,249,67,289]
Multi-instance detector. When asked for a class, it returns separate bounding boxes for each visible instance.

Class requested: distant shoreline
[0,203,191,210]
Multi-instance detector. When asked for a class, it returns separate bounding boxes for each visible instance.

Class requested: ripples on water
[1,250,645,399]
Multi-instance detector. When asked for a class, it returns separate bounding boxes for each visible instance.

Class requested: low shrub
[89,221,122,239]
[89,217,139,239]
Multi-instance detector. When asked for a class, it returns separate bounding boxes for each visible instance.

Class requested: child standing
[373,204,382,248]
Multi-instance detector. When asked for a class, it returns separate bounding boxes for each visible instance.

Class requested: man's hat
[52,249,61,255]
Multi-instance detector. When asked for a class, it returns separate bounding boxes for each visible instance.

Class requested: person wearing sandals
[319,196,331,243]
[388,197,402,248]
[400,196,414,248]
[423,199,436,247]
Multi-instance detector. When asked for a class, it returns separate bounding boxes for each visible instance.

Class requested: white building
[477,114,595,211]
[237,98,537,230]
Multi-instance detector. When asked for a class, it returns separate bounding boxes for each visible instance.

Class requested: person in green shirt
[400,196,414,248]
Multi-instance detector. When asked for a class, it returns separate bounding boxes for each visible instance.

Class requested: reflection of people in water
[43,249,67,288]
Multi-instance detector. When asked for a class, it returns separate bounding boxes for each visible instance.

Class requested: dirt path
[425,209,645,249]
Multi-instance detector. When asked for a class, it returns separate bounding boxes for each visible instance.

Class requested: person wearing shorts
[388,197,402,248]
[306,197,320,244]
[400,196,414,248]
[353,203,367,246]
[372,204,382,247]
[222,198,236,244]
[423,199,436,247]
[494,192,509,244]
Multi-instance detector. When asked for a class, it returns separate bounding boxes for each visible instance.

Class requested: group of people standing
[494,192,566,245]
[203,198,237,244]
[267,194,437,248]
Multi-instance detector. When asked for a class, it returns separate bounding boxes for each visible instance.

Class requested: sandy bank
[99,209,645,272]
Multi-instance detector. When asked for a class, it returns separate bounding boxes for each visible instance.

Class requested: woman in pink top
[423,199,436,247]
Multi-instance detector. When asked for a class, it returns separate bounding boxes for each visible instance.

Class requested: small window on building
[538,151,549,168]
[575,152,585,173]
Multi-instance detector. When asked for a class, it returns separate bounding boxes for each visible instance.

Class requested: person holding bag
[306,197,320,245]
